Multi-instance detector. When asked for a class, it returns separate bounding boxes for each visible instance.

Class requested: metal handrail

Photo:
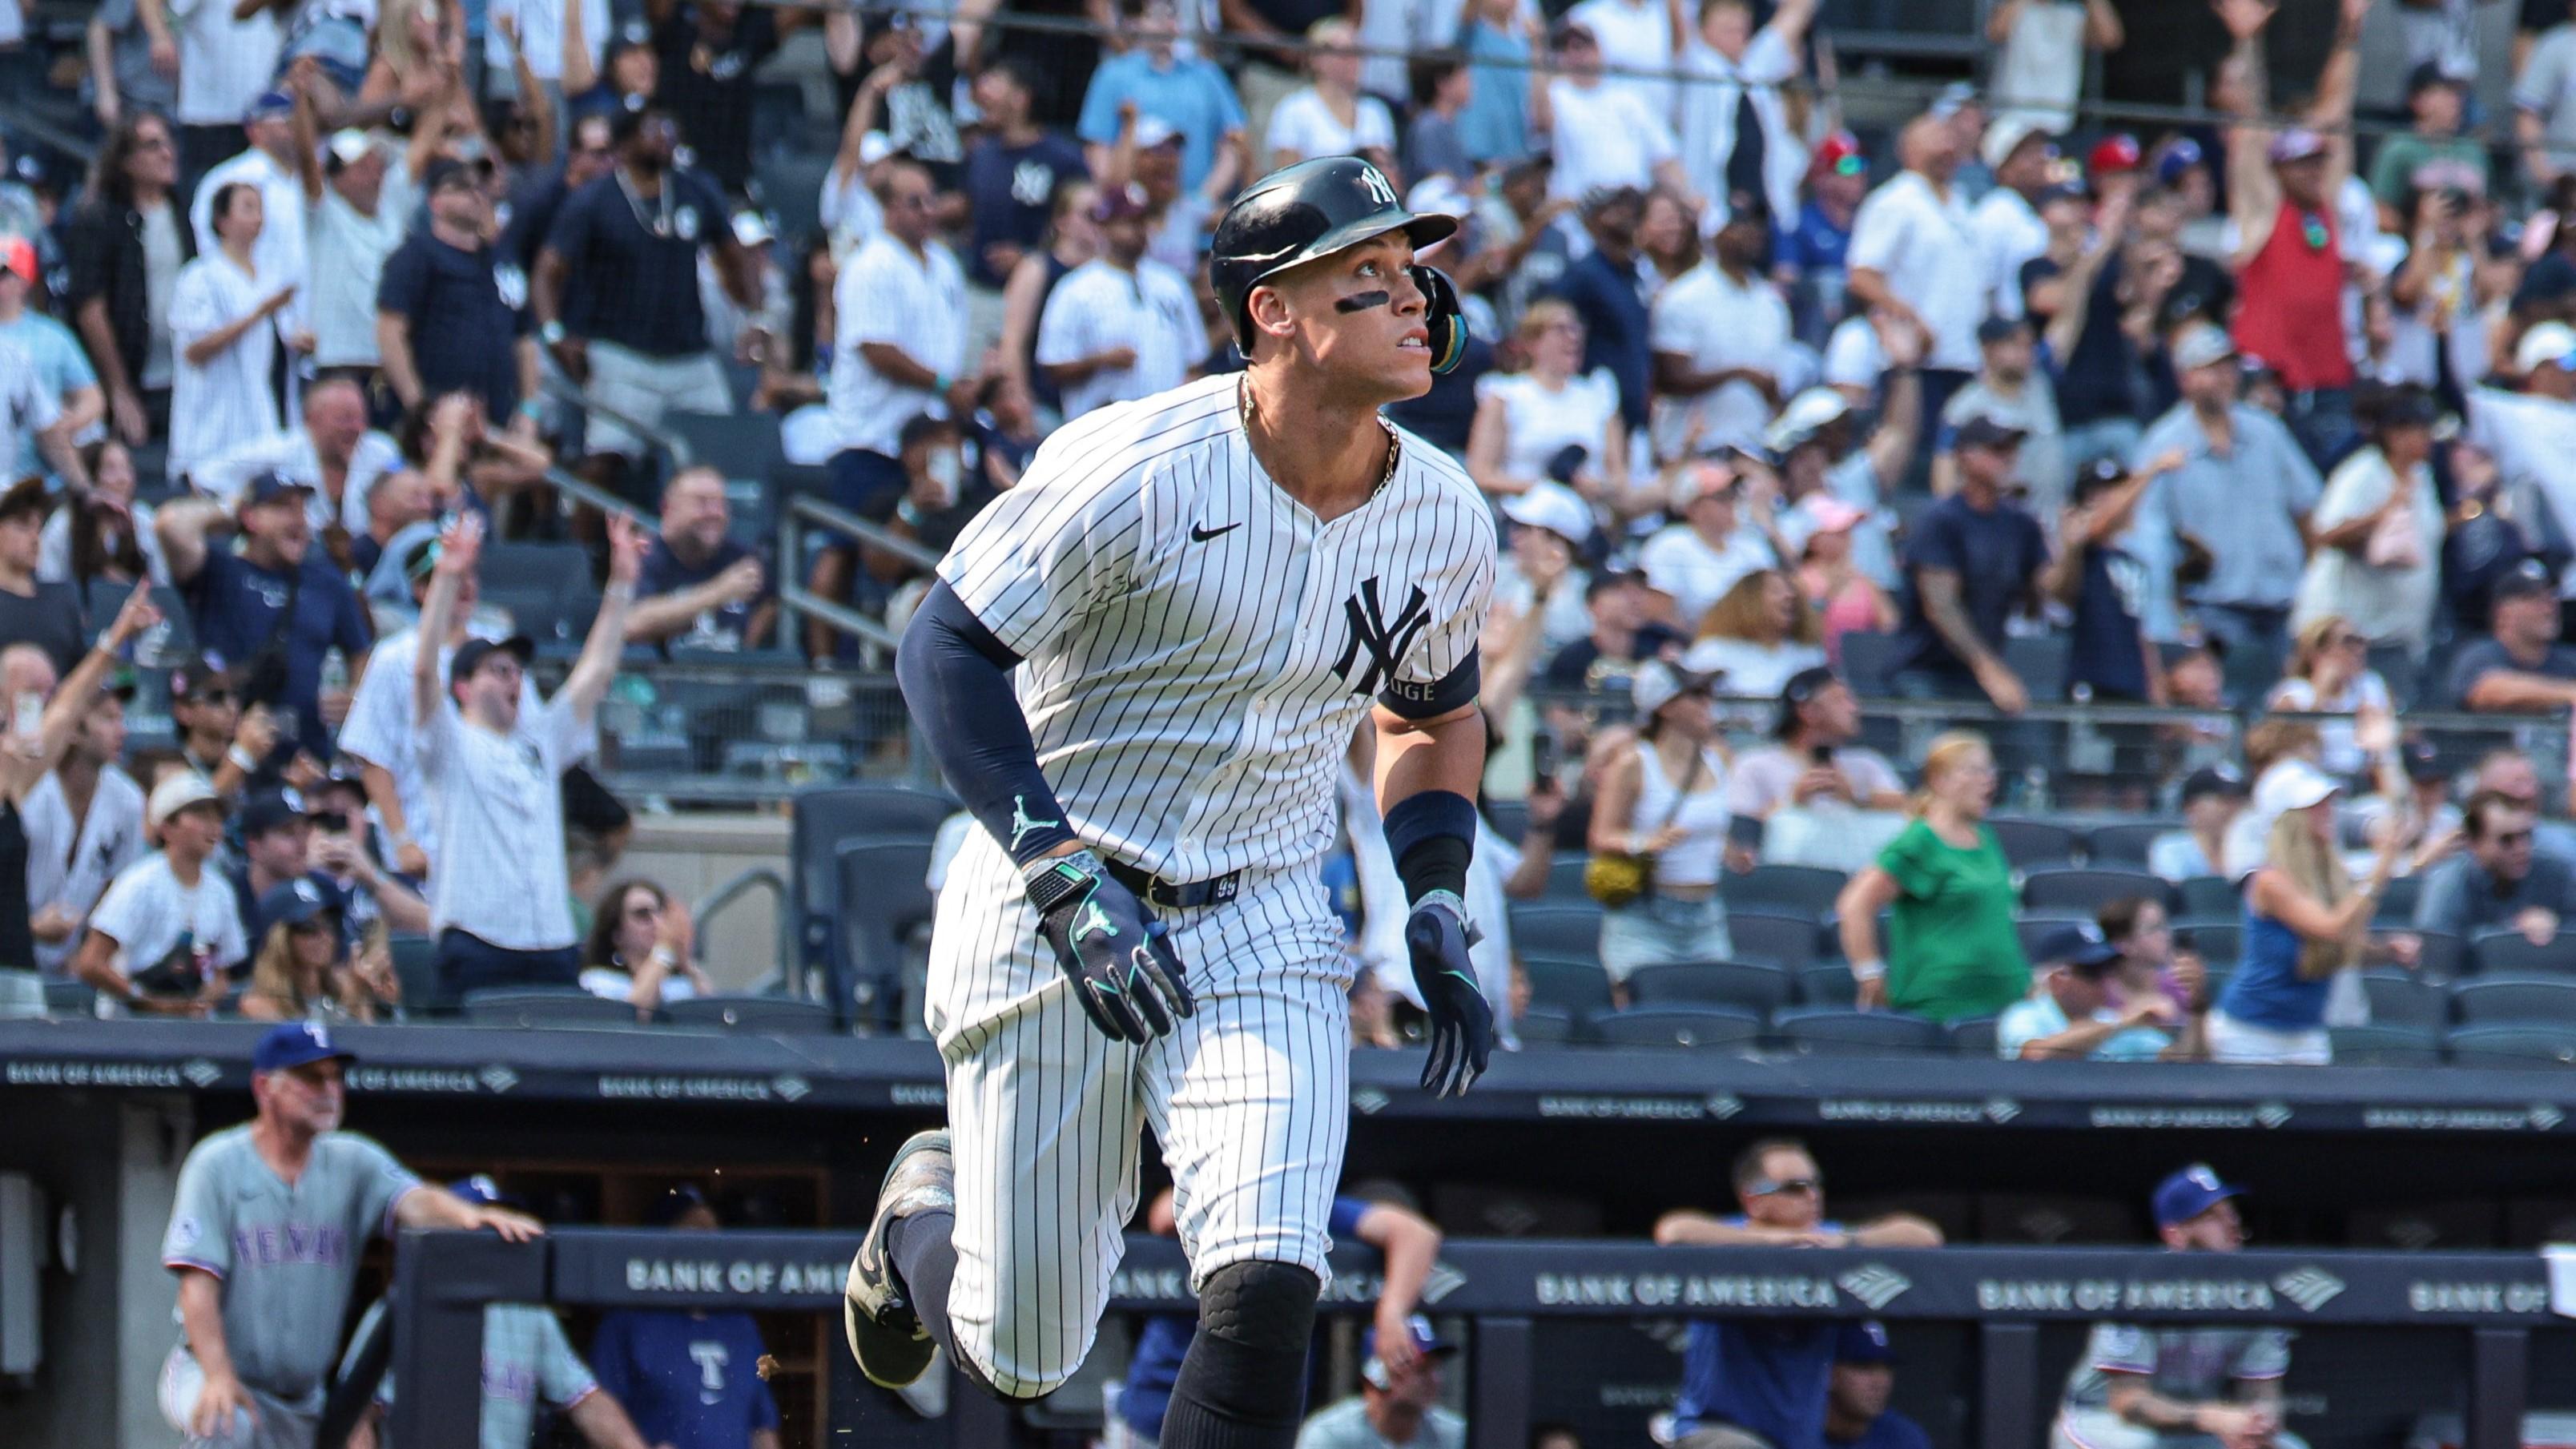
[690,865,792,985]
[783,493,940,571]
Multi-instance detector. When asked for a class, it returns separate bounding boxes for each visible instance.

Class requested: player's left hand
[1403,891,1491,1097]
[469,1205,546,1242]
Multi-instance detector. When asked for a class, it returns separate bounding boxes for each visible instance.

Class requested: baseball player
[847,155,1497,1449]
[159,1023,542,1449]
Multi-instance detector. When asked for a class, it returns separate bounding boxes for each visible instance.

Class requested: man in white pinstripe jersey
[849,156,1497,1449]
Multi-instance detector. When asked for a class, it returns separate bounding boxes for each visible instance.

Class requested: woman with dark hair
[237,888,399,1022]
[40,440,166,590]
[2292,383,2445,659]
[62,111,194,448]
[1683,568,1827,697]
[996,176,1098,418]
[578,879,710,1017]
[1588,661,1733,999]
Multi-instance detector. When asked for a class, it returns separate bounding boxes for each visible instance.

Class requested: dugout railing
[386,1230,2559,1449]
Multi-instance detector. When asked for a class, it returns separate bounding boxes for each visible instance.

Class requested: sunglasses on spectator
[1746,1176,1821,1197]
[187,688,234,705]
[626,902,662,920]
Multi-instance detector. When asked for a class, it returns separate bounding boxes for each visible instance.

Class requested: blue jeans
[1598,892,1732,984]
[435,928,580,1000]
[2284,386,2356,473]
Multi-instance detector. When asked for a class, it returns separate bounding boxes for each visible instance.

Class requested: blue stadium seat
[2388,928,2467,981]
[2177,876,2241,920]
[1521,955,1612,1017]
[387,933,443,1015]
[1723,863,1847,916]
[2469,930,2576,976]
[663,996,842,1034]
[2373,874,2425,924]
[1946,1016,1998,1057]
[2328,1024,2444,1066]
[837,839,937,1030]
[1544,852,1592,902]
[2444,1024,2576,1065]
[1586,1004,1764,1050]
[1508,904,1604,957]
[2178,920,2242,966]
[1624,960,1793,1013]
[1770,1007,1944,1056]
[2002,635,2069,701]
[1515,1005,1580,1046]
[789,784,958,1011]
[2014,914,2096,964]
[2357,970,2445,1029]
[1986,817,2082,869]
[666,410,784,488]
[2451,974,2576,1024]
[1837,630,1899,693]
[463,988,649,1028]
[2021,867,2171,916]
[1796,960,1858,1006]
[1729,909,1824,972]
[2083,821,2180,867]
[1485,798,1529,840]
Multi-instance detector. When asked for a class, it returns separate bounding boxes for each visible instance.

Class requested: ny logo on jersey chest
[1332,577,1431,695]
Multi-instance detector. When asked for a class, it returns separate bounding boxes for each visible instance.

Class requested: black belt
[1104,859,1242,910]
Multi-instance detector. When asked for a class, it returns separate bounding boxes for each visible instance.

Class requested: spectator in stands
[1554,185,1658,439]
[1970,121,2058,324]
[1998,922,2178,1061]
[2447,557,2576,709]
[1797,500,1897,666]
[2220,718,2327,880]
[87,0,180,131]
[1838,731,2031,1020]
[2370,65,2486,218]
[2414,789,2576,944]
[2049,1166,2300,1449]
[1450,0,1532,169]
[2097,896,2208,1061]
[649,0,777,196]
[625,467,773,654]
[2520,4,2576,189]
[72,771,245,1012]
[26,676,146,976]
[169,182,299,488]
[2266,616,2394,780]
[1492,482,1596,663]
[1542,568,1683,694]
[2293,385,2444,659]
[191,89,311,321]
[2042,457,2171,705]
[164,0,284,178]
[961,58,1087,325]
[1684,569,1825,698]
[1038,183,1201,421]
[2213,759,2405,1065]
[1774,350,1918,588]
[1888,416,2045,710]
[534,104,756,492]
[159,472,372,763]
[579,878,710,1016]
[2147,767,2244,882]
[411,513,637,997]
[1676,0,1817,228]
[1076,0,1247,196]
[1934,316,2067,518]
[2457,328,2576,624]
[195,377,400,541]
[229,786,429,947]
[1534,23,1688,214]
[1641,461,1785,635]
[1651,192,1791,460]
[1654,1138,1943,1449]
[2220,0,2365,469]
[1296,1315,1462,1449]
[288,75,424,396]
[1588,661,1732,997]
[159,1024,541,1447]
[1467,300,1628,503]
[1265,19,1397,177]
[1402,55,1471,187]
[590,1185,782,1449]
[41,441,166,590]
[0,238,100,484]
[2136,323,2320,674]
[1849,113,1982,439]
[66,113,191,449]
[1776,134,1865,346]
[2353,736,2462,883]
[167,658,276,803]
[377,157,538,425]
[1823,1321,1930,1449]
[1986,0,2122,135]
[0,479,88,676]
[237,881,398,1021]
[1727,666,1904,831]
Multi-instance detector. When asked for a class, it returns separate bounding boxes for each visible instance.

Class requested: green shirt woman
[1834,730,2031,1020]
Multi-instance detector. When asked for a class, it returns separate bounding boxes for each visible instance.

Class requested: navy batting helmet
[1209,156,1469,372]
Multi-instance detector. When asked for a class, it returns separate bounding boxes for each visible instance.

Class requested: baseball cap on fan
[0,235,34,287]
[253,1020,357,1073]
[1500,481,1592,545]
[2516,320,2576,376]
[2151,1163,2243,1227]
[1359,1313,1455,1388]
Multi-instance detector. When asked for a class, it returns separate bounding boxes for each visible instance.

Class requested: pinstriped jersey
[939,372,1496,883]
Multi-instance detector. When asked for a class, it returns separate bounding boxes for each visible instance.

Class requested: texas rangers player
[847,156,1498,1449]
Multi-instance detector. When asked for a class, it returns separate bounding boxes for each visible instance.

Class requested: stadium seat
[2357,970,2445,1029]
[42,978,95,1017]
[1520,956,1612,1017]
[1837,630,1899,693]
[837,839,937,1029]
[1586,1004,1764,1050]
[2083,821,2180,867]
[1624,960,1793,1013]
[2444,1024,2576,1065]
[1724,863,1847,916]
[2373,875,2424,924]
[1729,909,1823,971]
[1515,1005,1580,1046]
[1796,960,1858,1006]
[789,784,958,1005]
[2178,921,2242,966]
[1544,852,1592,902]
[387,933,444,1015]
[2177,876,2242,920]
[463,989,649,1028]
[1986,817,2082,869]
[1485,798,1530,840]
[1770,1007,1944,1056]
[663,996,842,1034]
[2389,928,2467,981]
[2469,930,2576,976]
[666,410,784,487]
[1946,1016,1998,1057]
[2021,867,2171,916]
[1508,904,1604,957]
[2328,1024,2445,1067]
[2450,974,2576,1024]
[2013,914,2096,964]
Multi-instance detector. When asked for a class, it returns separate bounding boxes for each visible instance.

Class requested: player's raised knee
[1197,1259,1321,1351]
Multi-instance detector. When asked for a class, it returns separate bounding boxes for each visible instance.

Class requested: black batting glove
[1023,849,1196,1044]
[1403,889,1492,1097]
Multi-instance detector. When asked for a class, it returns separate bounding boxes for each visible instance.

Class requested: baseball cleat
[845,1129,955,1390]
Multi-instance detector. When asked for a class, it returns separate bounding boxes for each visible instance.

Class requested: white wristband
[1849,960,1887,983]
[226,745,259,771]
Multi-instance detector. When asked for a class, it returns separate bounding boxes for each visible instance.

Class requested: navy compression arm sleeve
[895,581,1078,864]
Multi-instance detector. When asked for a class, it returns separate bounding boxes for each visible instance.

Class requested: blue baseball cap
[1359,1313,1455,1387]
[244,90,296,123]
[258,876,339,931]
[244,469,314,509]
[449,1174,521,1208]
[252,1020,356,1073]
[2151,1163,2243,1228]
[2034,922,2123,974]
[1835,1320,1896,1365]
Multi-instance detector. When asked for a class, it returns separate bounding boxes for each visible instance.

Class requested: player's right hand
[193,1369,258,1438]
[1024,849,1195,1044]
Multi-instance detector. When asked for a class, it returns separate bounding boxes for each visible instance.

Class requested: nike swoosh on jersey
[1189,521,1242,542]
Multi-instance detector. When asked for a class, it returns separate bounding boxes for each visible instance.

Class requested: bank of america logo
[1422,1263,1467,1303]
[182,1058,221,1087]
[2254,1101,2292,1129]
[1985,1097,2020,1124]
[2275,1267,2346,1313]
[478,1065,520,1093]
[2532,1104,2565,1131]
[774,1075,811,1102]
[1352,1087,1391,1115]
[1705,1093,1743,1119]
[1838,1265,1912,1310]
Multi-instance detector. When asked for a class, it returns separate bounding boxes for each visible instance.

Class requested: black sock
[883,1208,960,1361]
[1159,1328,1310,1449]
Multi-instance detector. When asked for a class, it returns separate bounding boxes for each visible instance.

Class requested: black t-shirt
[183,549,373,760]
[542,167,731,357]
[1543,622,1685,691]
[2446,635,2576,708]
[2053,254,2134,427]
[1552,249,1652,431]
[652,5,779,195]
[2069,542,2151,702]
[0,582,87,674]
[637,534,771,653]
[1894,493,2047,682]
[961,133,1089,289]
[376,229,529,419]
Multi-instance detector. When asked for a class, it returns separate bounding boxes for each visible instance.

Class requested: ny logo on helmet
[1356,164,1399,210]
